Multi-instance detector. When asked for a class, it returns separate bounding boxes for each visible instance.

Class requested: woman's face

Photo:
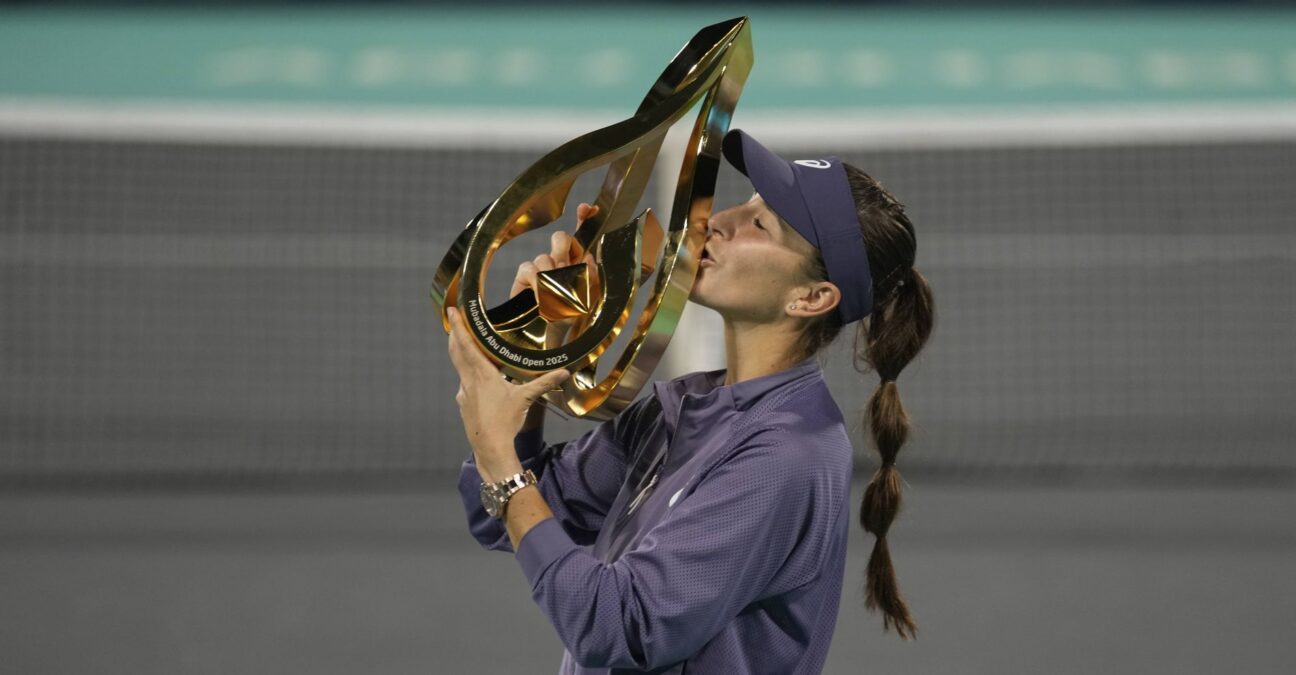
[689,192,819,322]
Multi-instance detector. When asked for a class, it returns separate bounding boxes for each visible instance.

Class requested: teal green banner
[1,7,1294,110]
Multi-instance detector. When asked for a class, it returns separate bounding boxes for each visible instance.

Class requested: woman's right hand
[509,202,599,345]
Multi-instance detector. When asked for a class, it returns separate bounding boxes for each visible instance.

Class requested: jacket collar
[652,355,823,439]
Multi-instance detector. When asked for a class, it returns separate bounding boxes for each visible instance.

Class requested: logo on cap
[793,159,831,169]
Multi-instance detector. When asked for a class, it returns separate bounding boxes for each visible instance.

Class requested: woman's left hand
[445,305,570,477]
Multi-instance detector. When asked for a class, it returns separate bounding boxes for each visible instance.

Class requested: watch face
[480,483,500,517]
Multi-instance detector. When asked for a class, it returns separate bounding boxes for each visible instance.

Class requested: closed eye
[754,218,765,230]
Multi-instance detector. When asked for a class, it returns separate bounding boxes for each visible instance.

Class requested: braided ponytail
[856,261,930,639]
[781,162,934,639]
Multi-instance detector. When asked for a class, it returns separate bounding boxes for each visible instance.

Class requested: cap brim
[720,129,815,247]
[722,129,795,193]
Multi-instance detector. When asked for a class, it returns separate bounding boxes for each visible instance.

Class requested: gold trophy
[430,17,753,420]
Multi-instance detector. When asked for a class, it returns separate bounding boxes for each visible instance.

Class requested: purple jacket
[457,355,854,674]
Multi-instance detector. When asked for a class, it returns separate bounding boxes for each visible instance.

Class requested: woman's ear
[786,282,841,318]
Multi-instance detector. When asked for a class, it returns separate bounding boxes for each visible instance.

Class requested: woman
[449,128,935,674]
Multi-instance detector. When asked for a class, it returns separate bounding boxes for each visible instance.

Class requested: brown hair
[785,163,934,639]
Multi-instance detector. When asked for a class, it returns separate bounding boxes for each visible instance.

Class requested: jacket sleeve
[511,428,840,671]
[457,394,655,552]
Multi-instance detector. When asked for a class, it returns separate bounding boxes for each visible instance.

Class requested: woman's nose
[706,208,738,238]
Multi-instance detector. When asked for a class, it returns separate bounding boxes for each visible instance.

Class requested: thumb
[527,368,570,396]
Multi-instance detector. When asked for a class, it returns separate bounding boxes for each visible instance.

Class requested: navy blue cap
[721,128,873,323]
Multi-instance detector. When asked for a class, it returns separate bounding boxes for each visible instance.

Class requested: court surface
[3,479,1293,674]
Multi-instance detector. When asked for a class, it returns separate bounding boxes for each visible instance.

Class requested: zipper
[612,393,683,530]
[624,471,658,516]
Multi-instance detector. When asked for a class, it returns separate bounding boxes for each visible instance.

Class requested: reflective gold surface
[430,17,753,420]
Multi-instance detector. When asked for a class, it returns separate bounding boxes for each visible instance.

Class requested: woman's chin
[689,265,718,303]
[687,282,708,304]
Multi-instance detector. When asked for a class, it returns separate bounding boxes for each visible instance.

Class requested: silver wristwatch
[480,469,537,519]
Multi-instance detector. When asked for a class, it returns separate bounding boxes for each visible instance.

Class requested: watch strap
[485,469,537,519]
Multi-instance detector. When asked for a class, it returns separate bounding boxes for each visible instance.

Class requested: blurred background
[1,1,1293,673]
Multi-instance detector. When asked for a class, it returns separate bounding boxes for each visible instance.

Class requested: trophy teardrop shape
[430,17,754,419]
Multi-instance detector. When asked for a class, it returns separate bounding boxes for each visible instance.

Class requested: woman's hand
[445,202,598,478]
[509,203,600,348]
[508,202,598,298]
[446,304,570,480]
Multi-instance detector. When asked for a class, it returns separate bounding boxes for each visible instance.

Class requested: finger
[533,253,555,272]
[448,305,471,336]
[446,307,486,373]
[446,307,478,371]
[448,307,498,376]
[524,368,571,400]
[550,229,571,265]
[445,307,471,373]
[511,261,536,297]
[519,261,539,294]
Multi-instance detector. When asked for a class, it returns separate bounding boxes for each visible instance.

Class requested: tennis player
[448,128,934,674]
